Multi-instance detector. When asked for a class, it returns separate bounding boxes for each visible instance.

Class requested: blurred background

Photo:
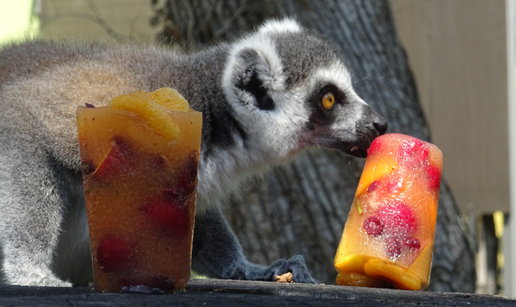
[1,0,514,296]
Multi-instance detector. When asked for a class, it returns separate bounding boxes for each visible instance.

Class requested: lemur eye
[321,92,335,110]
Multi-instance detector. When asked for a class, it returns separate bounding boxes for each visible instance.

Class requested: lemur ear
[234,49,274,110]
[257,18,302,35]
[224,48,277,111]
[223,42,285,111]
[222,18,299,111]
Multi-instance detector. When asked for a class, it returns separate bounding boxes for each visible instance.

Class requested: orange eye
[322,92,335,110]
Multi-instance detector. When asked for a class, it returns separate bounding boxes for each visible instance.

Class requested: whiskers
[352,75,381,91]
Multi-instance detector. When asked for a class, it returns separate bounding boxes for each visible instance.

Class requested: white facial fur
[257,18,302,34]
[198,19,375,212]
[222,20,318,154]
[311,64,368,135]
[196,20,310,209]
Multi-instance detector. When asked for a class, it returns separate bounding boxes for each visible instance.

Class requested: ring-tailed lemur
[0,19,387,287]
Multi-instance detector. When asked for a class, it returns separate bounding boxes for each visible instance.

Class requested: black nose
[373,120,388,136]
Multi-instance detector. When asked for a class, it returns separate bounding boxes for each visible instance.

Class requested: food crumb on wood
[275,272,293,283]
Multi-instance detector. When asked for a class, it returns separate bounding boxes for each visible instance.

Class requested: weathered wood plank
[0,279,512,306]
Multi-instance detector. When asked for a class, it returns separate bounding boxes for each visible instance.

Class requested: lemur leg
[191,207,317,284]
[0,145,71,287]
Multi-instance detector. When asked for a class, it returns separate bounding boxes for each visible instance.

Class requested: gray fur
[0,19,386,286]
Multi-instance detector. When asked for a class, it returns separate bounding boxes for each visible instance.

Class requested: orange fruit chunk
[355,156,398,197]
[408,242,434,288]
[364,259,421,291]
[335,254,367,274]
[149,87,190,111]
[110,93,180,141]
[336,271,388,288]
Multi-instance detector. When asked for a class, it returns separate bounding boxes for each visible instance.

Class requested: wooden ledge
[0,279,513,306]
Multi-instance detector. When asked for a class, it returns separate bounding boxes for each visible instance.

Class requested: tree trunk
[151,0,476,292]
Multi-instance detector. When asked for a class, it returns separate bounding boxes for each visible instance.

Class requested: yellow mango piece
[335,254,367,273]
[130,89,151,99]
[355,156,398,197]
[110,94,180,141]
[336,272,387,287]
[408,242,434,289]
[364,259,421,291]
[149,87,190,112]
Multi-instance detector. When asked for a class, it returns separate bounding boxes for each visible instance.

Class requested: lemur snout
[373,119,388,136]
[343,108,388,158]
[364,106,388,137]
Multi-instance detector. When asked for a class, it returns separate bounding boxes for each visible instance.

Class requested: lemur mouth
[331,129,381,158]
[310,137,371,158]
[347,144,368,158]
[348,122,387,158]
[305,122,383,158]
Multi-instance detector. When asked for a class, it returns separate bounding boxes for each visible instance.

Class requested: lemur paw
[268,255,317,284]
[5,269,73,287]
[31,278,73,288]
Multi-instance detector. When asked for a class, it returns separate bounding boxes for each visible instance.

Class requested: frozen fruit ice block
[77,88,202,293]
[334,133,442,290]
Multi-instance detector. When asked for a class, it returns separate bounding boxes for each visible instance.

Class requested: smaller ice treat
[77,88,202,293]
[334,133,442,290]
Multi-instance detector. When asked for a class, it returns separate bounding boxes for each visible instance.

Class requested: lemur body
[0,19,387,286]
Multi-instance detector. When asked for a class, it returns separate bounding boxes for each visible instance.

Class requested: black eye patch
[307,83,346,126]
[318,84,346,106]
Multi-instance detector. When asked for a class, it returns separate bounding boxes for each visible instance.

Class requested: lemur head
[222,18,387,160]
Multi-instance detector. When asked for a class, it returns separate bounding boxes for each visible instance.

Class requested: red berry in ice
[367,180,380,193]
[383,177,403,194]
[386,237,401,258]
[97,235,134,272]
[398,138,429,167]
[142,198,190,237]
[94,136,135,177]
[163,151,199,199]
[164,173,195,199]
[363,216,384,236]
[426,165,441,190]
[148,154,167,170]
[376,202,417,236]
[404,237,421,249]
[178,170,196,195]
[367,138,382,156]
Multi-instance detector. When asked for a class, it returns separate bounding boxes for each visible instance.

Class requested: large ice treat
[77,88,202,293]
[334,133,442,290]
